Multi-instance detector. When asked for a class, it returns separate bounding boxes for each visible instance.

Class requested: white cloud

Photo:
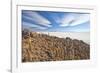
[59,13,76,27]
[59,13,90,27]
[70,14,90,26]
[22,21,47,30]
[23,11,52,27]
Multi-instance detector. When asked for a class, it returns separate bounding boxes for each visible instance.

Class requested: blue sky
[22,10,90,32]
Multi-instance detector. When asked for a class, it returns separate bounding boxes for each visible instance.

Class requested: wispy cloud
[59,13,90,27]
[59,13,76,27]
[23,11,52,27]
[70,14,90,26]
[22,21,47,30]
[22,11,90,32]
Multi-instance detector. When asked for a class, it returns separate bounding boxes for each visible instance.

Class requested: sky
[22,10,90,32]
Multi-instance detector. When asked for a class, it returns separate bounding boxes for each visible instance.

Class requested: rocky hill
[22,29,90,62]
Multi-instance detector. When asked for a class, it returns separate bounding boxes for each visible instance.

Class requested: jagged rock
[22,30,90,62]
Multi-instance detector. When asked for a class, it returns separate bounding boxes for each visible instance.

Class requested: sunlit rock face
[22,30,90,62]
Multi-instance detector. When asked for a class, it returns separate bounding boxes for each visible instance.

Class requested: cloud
[70,14,90,26]
[22,21,47,30]
[59,13,76,27]
[23,11,52,27]
[59,13,90,27]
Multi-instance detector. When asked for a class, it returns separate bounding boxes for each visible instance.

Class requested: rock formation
[22,29,90,62]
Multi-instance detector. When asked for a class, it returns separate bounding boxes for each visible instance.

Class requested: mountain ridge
[22,29,90,62]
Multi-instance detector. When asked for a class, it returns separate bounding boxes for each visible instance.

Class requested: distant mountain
[22,29,90,62]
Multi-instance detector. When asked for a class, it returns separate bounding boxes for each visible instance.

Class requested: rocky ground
[22,29,90,62]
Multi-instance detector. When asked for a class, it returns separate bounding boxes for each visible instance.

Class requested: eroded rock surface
[22,30,90,62]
